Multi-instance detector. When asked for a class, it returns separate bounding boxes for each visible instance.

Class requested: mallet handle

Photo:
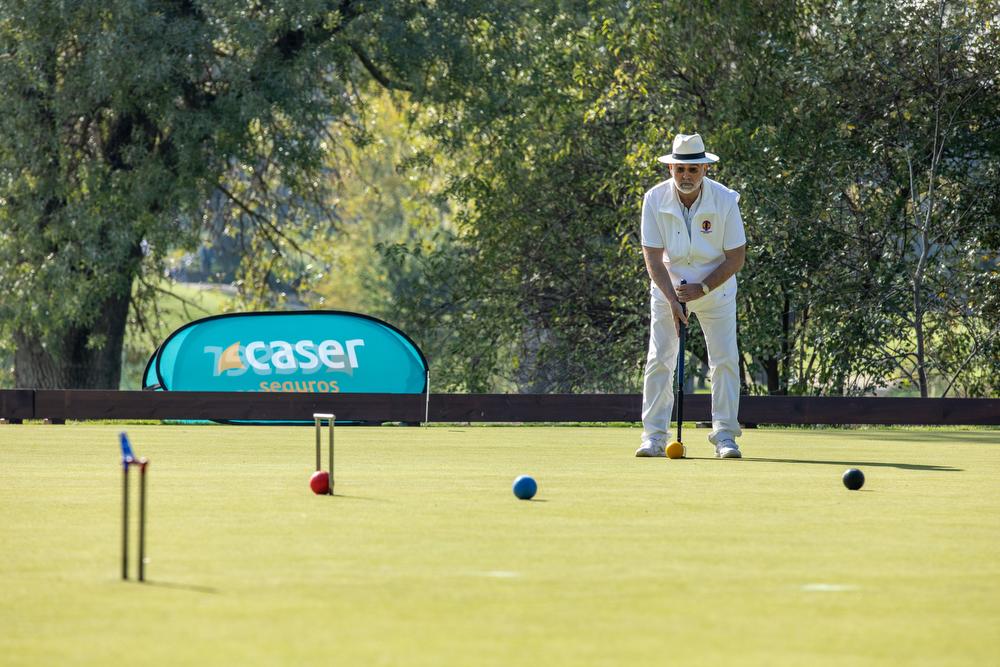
[677,280,688,443]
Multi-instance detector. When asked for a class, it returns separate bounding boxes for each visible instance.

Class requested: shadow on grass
[140,580,220,594]
[743,457,961,472]
[845,431,999,444]
[327,493,390,502]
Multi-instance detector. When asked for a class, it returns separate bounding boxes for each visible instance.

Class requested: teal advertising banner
[144,311,428,395]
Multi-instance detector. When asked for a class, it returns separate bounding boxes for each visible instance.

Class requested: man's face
[669,163,708,194]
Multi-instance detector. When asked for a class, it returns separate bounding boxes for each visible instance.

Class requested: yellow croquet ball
[666,441,686,459]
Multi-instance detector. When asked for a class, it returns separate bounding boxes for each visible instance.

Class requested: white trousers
[641,293,742,446]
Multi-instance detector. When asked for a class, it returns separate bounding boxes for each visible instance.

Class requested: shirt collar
[659,178,718,217]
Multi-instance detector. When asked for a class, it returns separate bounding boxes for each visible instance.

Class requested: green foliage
[401,0,1000,396]
[385,6,648,392]
[0,0,536,387]
[792,0,1000,396]
[2,0,996,396]
[304,94,452,314]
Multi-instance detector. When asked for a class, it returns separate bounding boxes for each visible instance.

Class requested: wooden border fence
[0,390,997,425]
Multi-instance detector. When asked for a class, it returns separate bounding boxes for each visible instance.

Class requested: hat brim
[657,152,720,165]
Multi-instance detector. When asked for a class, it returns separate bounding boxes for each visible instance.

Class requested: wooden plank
[33,390,425,422]
[739,396,1000,425]
[435,395,1000,425]
[428,393,639,422]
[426,393,711,422]
[0,390,34,420]
[15,390,1000,425]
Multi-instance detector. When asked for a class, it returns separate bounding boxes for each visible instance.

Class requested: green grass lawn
[1,425,998,666]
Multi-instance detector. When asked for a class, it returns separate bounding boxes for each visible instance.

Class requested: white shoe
[715,439,742,459]
[635,442,666,458]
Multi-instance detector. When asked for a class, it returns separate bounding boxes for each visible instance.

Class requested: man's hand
[675,283,707,303]
[669,298,688,335]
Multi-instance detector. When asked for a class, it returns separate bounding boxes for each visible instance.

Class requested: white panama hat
[657,133,720,164]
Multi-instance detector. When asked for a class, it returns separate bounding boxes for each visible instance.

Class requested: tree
[305,92,454,318]
[399,0,830,393]
[0,0,530,388]
[801,0,1000,396]
[397,0,1000,396]
[382,4,647,392]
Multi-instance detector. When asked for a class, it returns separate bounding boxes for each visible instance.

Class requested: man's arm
[642,246,677,300]
[675,244,746,303]
[642,245,688,328]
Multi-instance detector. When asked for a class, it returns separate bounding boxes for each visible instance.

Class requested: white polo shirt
[641,177,746,304]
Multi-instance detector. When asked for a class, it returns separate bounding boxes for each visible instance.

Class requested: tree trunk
[14,288,132,389]
[780,293,791,395]
[911,183,931,398]
[738,344,750,394]
[913,287,929,398]
[763,357,780,395]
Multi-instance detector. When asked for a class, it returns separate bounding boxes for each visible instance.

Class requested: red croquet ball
[310,470,331,495]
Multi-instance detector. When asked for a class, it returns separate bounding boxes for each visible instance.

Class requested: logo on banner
[206,338,365,376]
[217,342,244,373]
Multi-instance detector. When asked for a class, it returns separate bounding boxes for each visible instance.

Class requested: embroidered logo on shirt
[701,220,712,233]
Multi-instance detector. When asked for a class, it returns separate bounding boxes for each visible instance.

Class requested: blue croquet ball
[842,468,865,491]
[512,475,537,500]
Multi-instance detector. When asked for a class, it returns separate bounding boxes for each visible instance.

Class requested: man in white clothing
[636,133,747,459]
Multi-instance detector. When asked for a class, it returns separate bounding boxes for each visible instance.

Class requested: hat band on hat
[672,151,706,160]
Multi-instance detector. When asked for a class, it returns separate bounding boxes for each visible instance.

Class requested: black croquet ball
[842,468,865,491]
